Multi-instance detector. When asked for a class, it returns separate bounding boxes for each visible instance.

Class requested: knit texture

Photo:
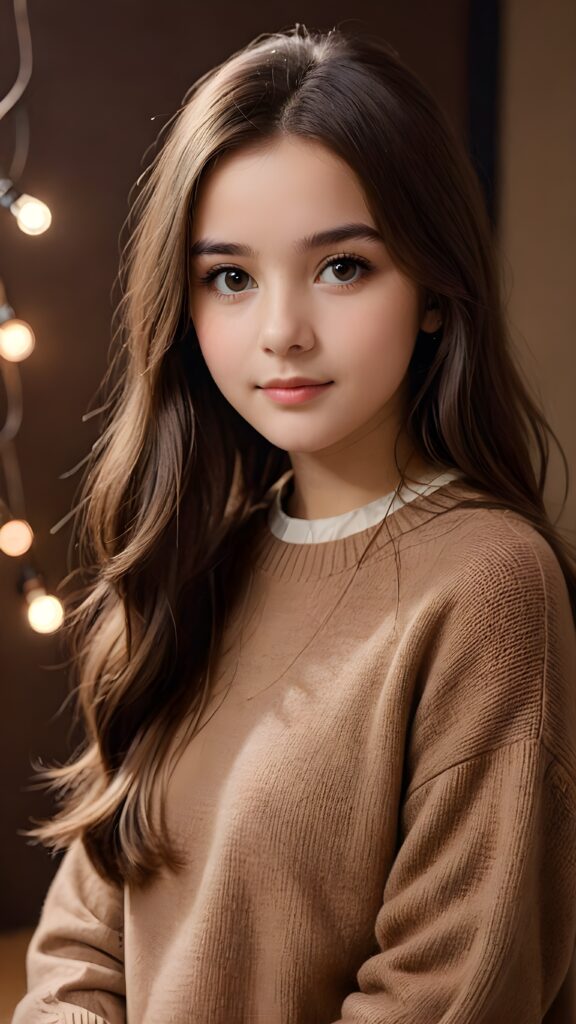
[12,476,576,1023]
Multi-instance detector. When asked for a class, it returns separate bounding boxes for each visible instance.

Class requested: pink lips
[260,382,333,405]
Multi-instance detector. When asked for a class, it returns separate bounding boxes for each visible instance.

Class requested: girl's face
[189,135,437,457]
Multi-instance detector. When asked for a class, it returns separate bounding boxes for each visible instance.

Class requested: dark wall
[0,0,471,927]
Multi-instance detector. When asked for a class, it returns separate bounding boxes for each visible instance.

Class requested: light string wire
[0,0,32,181]
[0,11,33,559]
[0,0,33,123]
[0,0,34,528]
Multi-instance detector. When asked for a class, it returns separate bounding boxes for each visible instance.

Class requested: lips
[259,381,333,405]
[260,379,331,388]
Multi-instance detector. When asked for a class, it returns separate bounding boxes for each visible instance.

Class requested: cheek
[191,305,243,386]
[333,289,419,385]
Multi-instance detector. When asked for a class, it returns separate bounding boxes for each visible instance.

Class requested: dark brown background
[0,0,475,928]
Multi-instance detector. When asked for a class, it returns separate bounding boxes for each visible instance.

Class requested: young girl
[13,23,576,1024]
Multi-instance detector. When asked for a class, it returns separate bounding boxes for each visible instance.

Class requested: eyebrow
[189,222,385,258]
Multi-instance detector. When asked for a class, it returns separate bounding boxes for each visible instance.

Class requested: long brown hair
[24,23,576,888]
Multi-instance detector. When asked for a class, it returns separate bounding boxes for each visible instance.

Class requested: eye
[201,267,255,298]
[317,255,369,286]
[196,253,373,302]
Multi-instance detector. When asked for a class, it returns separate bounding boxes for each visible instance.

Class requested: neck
[285,444,438,520]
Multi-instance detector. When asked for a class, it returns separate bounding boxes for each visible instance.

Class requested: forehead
[191,136,373,241]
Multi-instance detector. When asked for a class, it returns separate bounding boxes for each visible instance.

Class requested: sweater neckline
[253,469,468,581]
[268,468,462,543]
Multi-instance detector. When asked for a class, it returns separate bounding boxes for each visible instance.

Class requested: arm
[332,519,576,1023]
[12,836,125,1024]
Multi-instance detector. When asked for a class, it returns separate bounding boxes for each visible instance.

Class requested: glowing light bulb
[0,518,34,556]
[0,318,35,361]
[27,592,64,634]
[10,194,52,235]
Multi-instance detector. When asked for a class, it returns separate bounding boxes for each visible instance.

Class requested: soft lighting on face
[10,194,52,235]
[0,319,35,361]
[26,592,64,634]
[0,518,34,556]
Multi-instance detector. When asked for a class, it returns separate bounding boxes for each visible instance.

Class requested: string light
[0,313,35,361]
[18,566,64,634]
[0,284,35,361]
[0,179,52,235]
[0,516,34,556]
[1,0,62,632]
[14,194,51,234]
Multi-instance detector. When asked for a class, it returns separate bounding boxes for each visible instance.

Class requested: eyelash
[197,253,374,303]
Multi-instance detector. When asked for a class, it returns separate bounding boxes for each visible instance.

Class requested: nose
[257,282,316,356]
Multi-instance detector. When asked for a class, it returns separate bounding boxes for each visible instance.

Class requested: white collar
[267,469,462,544]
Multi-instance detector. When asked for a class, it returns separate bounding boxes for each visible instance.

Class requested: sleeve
[332,519,576,1024]
[11,837,126,1024]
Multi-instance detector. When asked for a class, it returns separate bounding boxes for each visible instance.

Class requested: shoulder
[407,485,571,617]
[399,490,575,713]
[402,498,576,790]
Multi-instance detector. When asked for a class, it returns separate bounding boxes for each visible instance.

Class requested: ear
[420,293,443,334]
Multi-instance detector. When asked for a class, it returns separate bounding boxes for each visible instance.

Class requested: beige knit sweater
[12,475,576,1023]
